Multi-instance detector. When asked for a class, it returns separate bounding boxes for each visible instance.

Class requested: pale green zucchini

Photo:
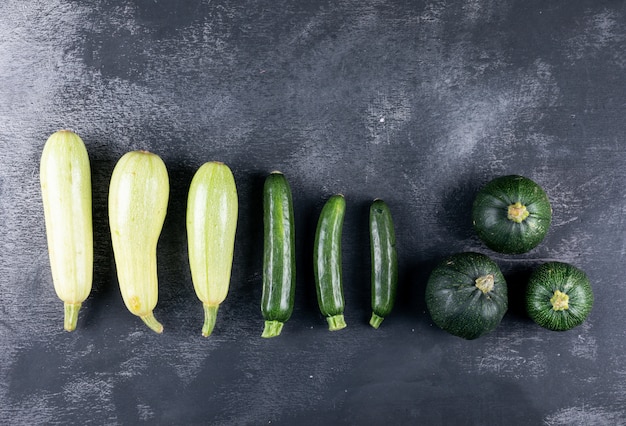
[108,150,169,333]
[186,161,238,337]
[40,130,93,331]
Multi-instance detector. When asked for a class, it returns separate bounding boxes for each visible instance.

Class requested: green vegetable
[526,262,593,331]
[369,199,397,329]
[40,130,93,331]
[261,171,296,338]
[425,252,508,340]
[187,161,238,337]
[472,175,552,254]
[109,150,169,333]
[314,194,347,331]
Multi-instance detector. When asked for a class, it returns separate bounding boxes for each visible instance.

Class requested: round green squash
[425,252,508,340]
[472,175,552,254]
[526,262,593,331]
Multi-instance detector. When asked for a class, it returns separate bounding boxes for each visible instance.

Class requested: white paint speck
[570,323,598,361]
[137,403,155,421]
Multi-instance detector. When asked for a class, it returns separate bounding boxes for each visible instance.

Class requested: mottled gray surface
[1,0,626,424]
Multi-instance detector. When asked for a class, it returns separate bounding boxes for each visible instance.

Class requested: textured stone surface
[1,1,625,424]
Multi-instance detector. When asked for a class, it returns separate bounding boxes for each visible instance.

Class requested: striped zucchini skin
[40,130,93,331]
[261,171,296,338]
[186,162,238,337]
[109,151,169,333]
[369,199,397,329]
[525,262,593,331]
[314,194,347,331]
[472,175,552,254]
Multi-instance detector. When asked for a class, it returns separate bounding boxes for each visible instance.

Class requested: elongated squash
[369,199,397,329]
[261,171,296,338]
[314,194,347,331]
[109,150,169,333]
[186,161,238,337]
[40,130,93,331]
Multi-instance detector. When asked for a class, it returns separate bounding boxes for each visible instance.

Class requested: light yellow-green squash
[40,130,93,331]
[108,150,169,333]
[186,162,238,336]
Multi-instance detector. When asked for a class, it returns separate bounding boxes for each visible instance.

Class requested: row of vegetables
[40,130,593,340]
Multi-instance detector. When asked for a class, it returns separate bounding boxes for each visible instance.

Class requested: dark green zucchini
[425,252,508,340]
[261,171,296,338]
[526,262,593,331]
[314,194,347,331]
[472,175,552,254]
[369,199,397,329]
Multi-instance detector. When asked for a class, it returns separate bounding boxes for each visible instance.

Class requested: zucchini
[425,252,508,339]
[472,175,552,254]
[369,199,397,329]
[109,150,169,333]
[314,194,347,331]
[526,262,593,331]
[40,130,93,331]
[186,161,238,337]
[261,171,296,338]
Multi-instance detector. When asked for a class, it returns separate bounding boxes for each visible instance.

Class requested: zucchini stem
[550,290,569,311]
[261,320,284,338]
[369,313,384,329]
[475,274,495,294]
[326,314,347,331]
[64,302,82,332]
[202,304,219,337]
[140,312,164,334]
[507,202,530,223]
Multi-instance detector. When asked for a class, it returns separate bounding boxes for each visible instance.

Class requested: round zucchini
[261,171,296,338]
[369,199,397,329]
[314,194,347,331]
[425,252,508,340]
[526,262,593,331]
[472,175,552,254]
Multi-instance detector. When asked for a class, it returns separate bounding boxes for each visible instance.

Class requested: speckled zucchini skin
[369,199,397,329]
[261,171,296,338]
[314,194,347,331]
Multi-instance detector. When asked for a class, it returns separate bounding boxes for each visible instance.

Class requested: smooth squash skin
[261,171,296,338]
[425,252,508,340]
[369,199,397,329]
[109,151,169,333]
[314,194,347,331]
[526,262,593,331]
[472,175,552,254]
[187,161,238,337]
[40,130,93,331]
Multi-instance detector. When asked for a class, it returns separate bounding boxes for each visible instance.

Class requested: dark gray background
[1,0,625,424]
